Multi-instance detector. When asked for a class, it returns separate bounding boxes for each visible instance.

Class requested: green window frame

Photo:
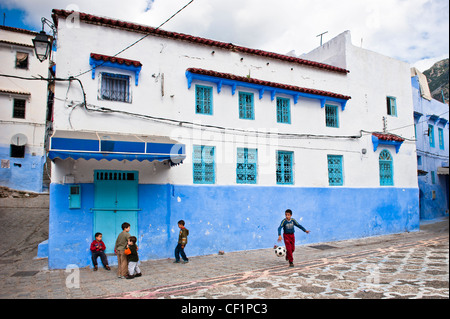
[428,124,435,148]
[195,85,213,115]
[387,96,397,117]
[379,149,394,186]
[327,155,343,186]
[276,97,291,124]
[193,145,215,184]
[236,148,257,184]
[438,128,444,150]
[238,92,254,120]
[325,104,339,128]
[276,151,294,185]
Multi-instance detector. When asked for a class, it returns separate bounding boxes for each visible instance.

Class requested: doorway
[93,170,139,254]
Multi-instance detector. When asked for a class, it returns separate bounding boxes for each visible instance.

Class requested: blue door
[93,170,139,254]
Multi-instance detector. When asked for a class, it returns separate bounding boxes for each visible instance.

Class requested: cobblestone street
[106,232,448,299]
[0,194,448,299]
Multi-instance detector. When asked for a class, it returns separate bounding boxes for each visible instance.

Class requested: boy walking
[124,236,141,279]
[114,222,131,278]
[90,232,111,271]
[174,220,189,264]
[277,209,310,267]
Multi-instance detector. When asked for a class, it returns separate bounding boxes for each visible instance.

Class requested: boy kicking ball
[277,209,310,267]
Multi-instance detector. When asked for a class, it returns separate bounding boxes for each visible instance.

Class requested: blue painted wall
[48,183,419,269]
[411,76,449,220]
[0,145,45,193]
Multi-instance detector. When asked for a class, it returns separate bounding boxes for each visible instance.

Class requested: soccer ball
[274,246,286,257]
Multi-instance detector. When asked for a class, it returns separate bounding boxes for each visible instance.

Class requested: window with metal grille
[95,170,137,181]
[276,97,291,124]
[386,96,397,116]
[195,85,213,115]
[276,151,294,184]
[325,104,339,128]
[379,149,393,186]
[239,92,254,120]
[100,72,130,102]
[236,148,257,184]
[193,145,215,184]
[13,99,26,119]
[327,155,343,186]
[15,52,28,69]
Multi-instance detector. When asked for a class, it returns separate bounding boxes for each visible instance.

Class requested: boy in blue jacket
[277,209,310,267]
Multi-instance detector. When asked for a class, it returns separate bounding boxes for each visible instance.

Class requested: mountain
[423,58,449,104]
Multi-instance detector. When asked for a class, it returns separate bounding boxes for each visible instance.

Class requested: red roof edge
[90,53,142,67]
[187,68,351,100]
[52,9,350,75]
[372,132,405,142]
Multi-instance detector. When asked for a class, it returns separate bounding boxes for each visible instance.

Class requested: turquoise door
[93,170,139,254]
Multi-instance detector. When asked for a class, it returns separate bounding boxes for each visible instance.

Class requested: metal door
[93,170,139,254]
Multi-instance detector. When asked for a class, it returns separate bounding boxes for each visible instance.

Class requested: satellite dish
[11,133,28,146]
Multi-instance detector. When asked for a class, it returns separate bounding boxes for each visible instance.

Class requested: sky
[1,0,448,72]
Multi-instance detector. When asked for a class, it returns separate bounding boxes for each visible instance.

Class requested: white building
[45,10,419,269]
[0,26,51,193]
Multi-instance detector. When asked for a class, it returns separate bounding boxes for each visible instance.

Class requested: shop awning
[48,130,185,165]
[437,167,449,175]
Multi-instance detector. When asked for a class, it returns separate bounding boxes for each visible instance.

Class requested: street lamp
[32,17,56,62]
[32,30,51,62]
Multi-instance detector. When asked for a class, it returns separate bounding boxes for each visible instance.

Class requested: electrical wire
[3,72,446,145]
[73,0,195,78]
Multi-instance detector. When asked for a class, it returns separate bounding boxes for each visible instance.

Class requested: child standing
[114,222,131,279]
[124,236,141,279]
[174,220,189,264]
[90,232,111,271]
[277,209,310,267]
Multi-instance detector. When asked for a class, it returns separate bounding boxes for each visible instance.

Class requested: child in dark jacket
[90,232,111,271]
[174,220,189,264]
[124,236,141,279]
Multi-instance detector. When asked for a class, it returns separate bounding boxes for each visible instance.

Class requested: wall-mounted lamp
[32,17,56,62]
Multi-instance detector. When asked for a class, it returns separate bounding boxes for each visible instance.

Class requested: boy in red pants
[277,209,310,267]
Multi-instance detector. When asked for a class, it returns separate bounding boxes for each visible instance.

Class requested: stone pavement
[0,194,448,299]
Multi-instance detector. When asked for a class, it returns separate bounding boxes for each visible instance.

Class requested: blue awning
[48,130,185,165]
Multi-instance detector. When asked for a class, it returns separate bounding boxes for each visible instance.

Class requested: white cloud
[4,0,449,66]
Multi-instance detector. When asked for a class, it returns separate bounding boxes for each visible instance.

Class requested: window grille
[95,170,137,181]
[195,85,213,115]
[236,148,257,184]
[379,149,393,186]
[100,72,130,102]
[239,92,254,120]
[276,97,291,124]
[327,155,343,186]
[193,145,215,184]
[13,99,26,119]
[276,151,293,184]
[325,104,339,128]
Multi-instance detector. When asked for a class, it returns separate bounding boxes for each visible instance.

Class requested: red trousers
[283,233,295,263]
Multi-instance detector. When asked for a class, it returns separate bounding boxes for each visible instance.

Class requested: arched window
[379,149,393,186]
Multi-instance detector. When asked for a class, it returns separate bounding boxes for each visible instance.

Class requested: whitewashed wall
[52,20,417,189]
[0,28,49,156]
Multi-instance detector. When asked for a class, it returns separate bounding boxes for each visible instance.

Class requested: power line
[74,0,195,78]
